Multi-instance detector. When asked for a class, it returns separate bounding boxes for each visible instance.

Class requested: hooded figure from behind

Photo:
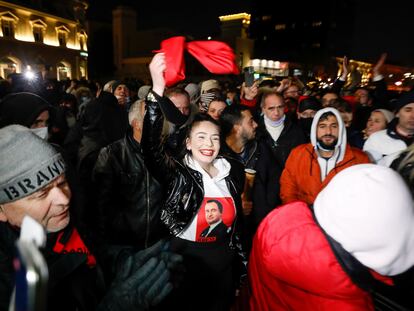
[250,164,414,310]
[0,92,50,131]
[71,92,128,228]
[75,91,128,170]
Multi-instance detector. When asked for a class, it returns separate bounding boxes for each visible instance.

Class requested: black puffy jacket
[142,92,247,263]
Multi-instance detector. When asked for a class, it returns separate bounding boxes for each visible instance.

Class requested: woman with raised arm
[142,53,247,311]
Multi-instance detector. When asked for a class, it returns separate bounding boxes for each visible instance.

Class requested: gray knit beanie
[0,125,66,204]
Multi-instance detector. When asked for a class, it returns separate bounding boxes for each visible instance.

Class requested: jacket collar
[387,118,414,145]
[220,140,257,166]
[126,128,142,152]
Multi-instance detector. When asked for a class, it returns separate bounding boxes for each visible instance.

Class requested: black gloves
[97,240,184,311]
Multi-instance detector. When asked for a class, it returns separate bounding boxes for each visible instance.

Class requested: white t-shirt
[178,156,237,243]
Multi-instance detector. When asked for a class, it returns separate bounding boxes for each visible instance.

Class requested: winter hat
[199,90,221,112]
[110,81,127,93]
[0,92,49,128]
[0,125,66,204]
[298,96,321,113]
[314,164,414,276]
[374,109,394,124]
[200,79,220,94]
[103,80,117,93]
[393,91,414,112]
[138,85,151,100]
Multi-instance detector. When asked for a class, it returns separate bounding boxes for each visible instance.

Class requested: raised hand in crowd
[149,53,166,96]
[276,78,291,93]
[372,53,387,78]
[340,55,350,80]
[242,81,259,100]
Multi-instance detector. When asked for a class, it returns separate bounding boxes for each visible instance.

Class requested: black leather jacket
[92,130,167,276]
[142,92,247,263]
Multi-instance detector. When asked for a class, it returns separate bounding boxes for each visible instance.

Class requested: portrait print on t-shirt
[196,197,236,242]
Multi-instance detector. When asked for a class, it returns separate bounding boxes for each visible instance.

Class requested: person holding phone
[239,67,259,109]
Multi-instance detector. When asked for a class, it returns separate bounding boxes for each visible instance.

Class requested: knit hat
[200,79,220,94]
[374,108,395,124]
[0,92,49,128]
[298,96,321,113]
[198,90,223,112]
[0,125,66,204]
[314,164,414,276]
[393,91,414,112]
[138,85,151,100]
[110,81,128,93]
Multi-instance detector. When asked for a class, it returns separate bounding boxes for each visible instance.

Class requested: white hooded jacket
[310,107,347,181]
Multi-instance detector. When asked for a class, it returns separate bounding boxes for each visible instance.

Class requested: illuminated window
[33,27,43,42]
[262,15,272,21]
[57,62,71,81]
[55,25,70,47]
[30,20,47,43]
[312,42,321,48]
[58,32,67,46]
[0,12,18,38]
[0,56,20,78]
[275,24,286,31]
[1,20,14,38]
[312,21,322,27]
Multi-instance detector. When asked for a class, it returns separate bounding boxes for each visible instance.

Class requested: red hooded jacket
[248,201,374,311]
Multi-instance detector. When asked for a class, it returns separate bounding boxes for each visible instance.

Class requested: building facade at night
[112,8,255,82]
[249,0,414,90]
[0,0,88,80]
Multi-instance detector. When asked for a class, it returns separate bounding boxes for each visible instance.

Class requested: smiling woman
[185,116,221,176]
[140,53,247,311]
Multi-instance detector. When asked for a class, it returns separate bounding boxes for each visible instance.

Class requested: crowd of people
[1,49,414,311]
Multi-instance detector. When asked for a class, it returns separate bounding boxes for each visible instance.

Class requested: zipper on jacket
[228,179,238,248]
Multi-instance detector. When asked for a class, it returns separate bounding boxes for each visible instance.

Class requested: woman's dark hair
[179,112,221,158]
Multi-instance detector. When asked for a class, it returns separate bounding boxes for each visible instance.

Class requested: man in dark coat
[220,105,283,247]
[0,125,182,311]
[200,199,229,238]
[256,90,306,169]
[92,99,167,281]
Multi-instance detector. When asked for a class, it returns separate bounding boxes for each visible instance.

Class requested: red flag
[155,36,239,87]
[187,40,240,75]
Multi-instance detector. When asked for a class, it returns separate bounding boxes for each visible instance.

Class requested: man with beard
[220,105,283,245]
[280,107,370,205]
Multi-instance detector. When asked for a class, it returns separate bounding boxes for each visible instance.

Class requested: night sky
[87,0,414,68]
[88,0,252,38]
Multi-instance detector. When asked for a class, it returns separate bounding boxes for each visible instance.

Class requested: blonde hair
[128,99,146,125]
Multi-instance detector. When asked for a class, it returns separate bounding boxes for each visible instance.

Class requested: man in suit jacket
[200,199,229,238]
